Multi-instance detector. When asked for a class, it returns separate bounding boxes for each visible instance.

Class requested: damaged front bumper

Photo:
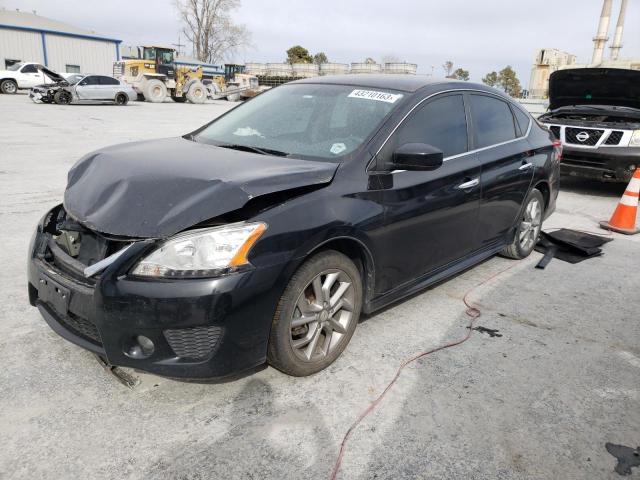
[28,207,284,380]
[560,146,640,183]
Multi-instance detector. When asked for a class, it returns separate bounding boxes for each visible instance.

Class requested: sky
[1,0,639,88]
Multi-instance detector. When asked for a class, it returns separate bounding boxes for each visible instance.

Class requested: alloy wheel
[289,269,355,362]
[519,197,542,251]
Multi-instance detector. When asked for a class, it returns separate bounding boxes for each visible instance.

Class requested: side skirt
[364,242,505,314]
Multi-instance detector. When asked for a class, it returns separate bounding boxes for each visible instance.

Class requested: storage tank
[319,63,350,75]
[266,63,293,77]
[384,62,418,74]
[350,62,382,74]
[292,63,320,78]
[244,63,266,76]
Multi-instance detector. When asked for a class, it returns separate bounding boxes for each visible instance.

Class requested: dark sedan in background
[28,75,560,379]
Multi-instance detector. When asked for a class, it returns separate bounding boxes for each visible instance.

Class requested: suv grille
[549,126,561,139]
[604,131,624,145]
[565,128,604,146]
[59,312,102,345]
[164,325,223,360]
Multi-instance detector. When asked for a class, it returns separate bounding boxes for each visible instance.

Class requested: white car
[0,62,59,94]
[33,74,138,106]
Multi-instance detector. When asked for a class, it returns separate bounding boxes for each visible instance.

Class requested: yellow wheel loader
[113,46,207,104]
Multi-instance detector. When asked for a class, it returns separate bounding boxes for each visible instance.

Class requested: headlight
[131,222,266,278]
[630,130,640,147]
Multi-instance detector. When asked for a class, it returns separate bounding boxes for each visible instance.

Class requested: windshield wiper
[218,144,289,157]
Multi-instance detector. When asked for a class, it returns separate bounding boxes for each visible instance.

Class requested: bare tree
[175,0,251,64]
[442,61,454,77]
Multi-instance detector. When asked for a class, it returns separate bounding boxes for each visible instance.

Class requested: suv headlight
[132,222,267,278]
[630,130,640,147]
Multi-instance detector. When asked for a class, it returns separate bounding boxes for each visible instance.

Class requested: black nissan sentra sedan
[28,75,560,379]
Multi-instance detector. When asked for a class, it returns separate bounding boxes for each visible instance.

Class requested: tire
[267,250,363,376]
[185,81,206,104]
[1,79,18,94]
[114,93,128,106]
[171,95,187,103]
[500,188,545,259]
[142,79,167,103]
[53,90,72,105]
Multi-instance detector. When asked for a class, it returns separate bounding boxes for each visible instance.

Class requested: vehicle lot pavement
[1,94,638,479]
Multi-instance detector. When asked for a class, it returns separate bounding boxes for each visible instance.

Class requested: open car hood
[64,137,338,238]
[41,66,65,83]
[548,68,640,111]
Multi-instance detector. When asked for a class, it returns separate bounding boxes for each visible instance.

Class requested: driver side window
[395,94,468,158]
[21,64,38,73]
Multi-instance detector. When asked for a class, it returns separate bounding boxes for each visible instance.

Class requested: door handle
[519,162,534,171]
[457,178,479,190]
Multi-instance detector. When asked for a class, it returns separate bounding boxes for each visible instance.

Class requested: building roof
[0,8,121,43]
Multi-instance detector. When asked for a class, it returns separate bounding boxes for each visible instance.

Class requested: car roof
[293,74,471,93]
[290,74,504,97]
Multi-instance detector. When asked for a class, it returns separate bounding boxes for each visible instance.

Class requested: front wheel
[53,90,72,105]
[501,188,544,259]
[267,250,362,376]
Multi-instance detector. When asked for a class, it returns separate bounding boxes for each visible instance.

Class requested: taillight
[553,139,562,162]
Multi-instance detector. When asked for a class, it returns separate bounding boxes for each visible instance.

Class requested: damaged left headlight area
[131,222,267,278]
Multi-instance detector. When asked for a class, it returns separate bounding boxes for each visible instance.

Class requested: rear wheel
[142,79,167,103]
[1,79,17,94]
[53,90,72,105]
[501,188,544,259]
[268,250,362,376]
[185,81,206,104]
[114,93,128,105]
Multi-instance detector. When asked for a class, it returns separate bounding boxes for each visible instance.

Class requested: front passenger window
[21,64,38,73]
[395,94,468,158]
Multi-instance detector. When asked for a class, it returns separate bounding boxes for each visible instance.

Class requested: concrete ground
[0,93,638,480]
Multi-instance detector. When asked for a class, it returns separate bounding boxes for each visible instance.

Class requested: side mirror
[392,143,444,171]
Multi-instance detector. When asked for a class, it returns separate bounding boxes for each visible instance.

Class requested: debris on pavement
[605,442,640,476]
[534,228,613,268]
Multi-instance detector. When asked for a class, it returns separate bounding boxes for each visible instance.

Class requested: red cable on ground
[329,262,519,480]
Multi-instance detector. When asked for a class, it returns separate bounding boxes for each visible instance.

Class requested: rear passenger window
[469,95,517,148]
[396,94,468,158]
[99,76,119,85]
[512,106,531,136]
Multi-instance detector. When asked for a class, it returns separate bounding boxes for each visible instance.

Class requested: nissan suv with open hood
[539,68,640,182]
[28,75,559,380]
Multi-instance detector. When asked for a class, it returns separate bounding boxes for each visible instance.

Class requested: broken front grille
[164,326,223,360]
[549,126,561,140]
[565,128,604,146]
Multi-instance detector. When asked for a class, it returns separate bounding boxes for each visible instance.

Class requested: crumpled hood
[64,137,338,238]
[548,68,640,111]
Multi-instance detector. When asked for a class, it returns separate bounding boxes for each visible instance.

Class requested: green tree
[482,71,498,87]
[452,68,470,81]
[286,45,313,64]
[497,66,522,97]
[313,52,328,65]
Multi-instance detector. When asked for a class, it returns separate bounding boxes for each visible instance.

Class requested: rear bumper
[28,217,286,380]
[560,146,640,182]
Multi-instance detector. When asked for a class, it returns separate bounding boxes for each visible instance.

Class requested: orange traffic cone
[600,168,640,234]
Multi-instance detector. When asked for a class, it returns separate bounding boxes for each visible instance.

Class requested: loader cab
[224,64,245,82]
[143,47,175,77]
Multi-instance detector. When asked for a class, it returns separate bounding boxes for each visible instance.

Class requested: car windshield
[194,83,405,160]
[67,75,83,85]
[7,63,24,71]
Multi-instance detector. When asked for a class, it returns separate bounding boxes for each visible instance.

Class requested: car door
[19,64,44,88]
[372,93,482,292]
[75,76,99,100]
[468,93,535,247]
[97,76,120,100]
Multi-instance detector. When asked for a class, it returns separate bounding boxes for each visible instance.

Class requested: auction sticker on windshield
[348,89,403,103]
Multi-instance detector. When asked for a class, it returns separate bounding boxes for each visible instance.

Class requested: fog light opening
[124,335,155,359]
